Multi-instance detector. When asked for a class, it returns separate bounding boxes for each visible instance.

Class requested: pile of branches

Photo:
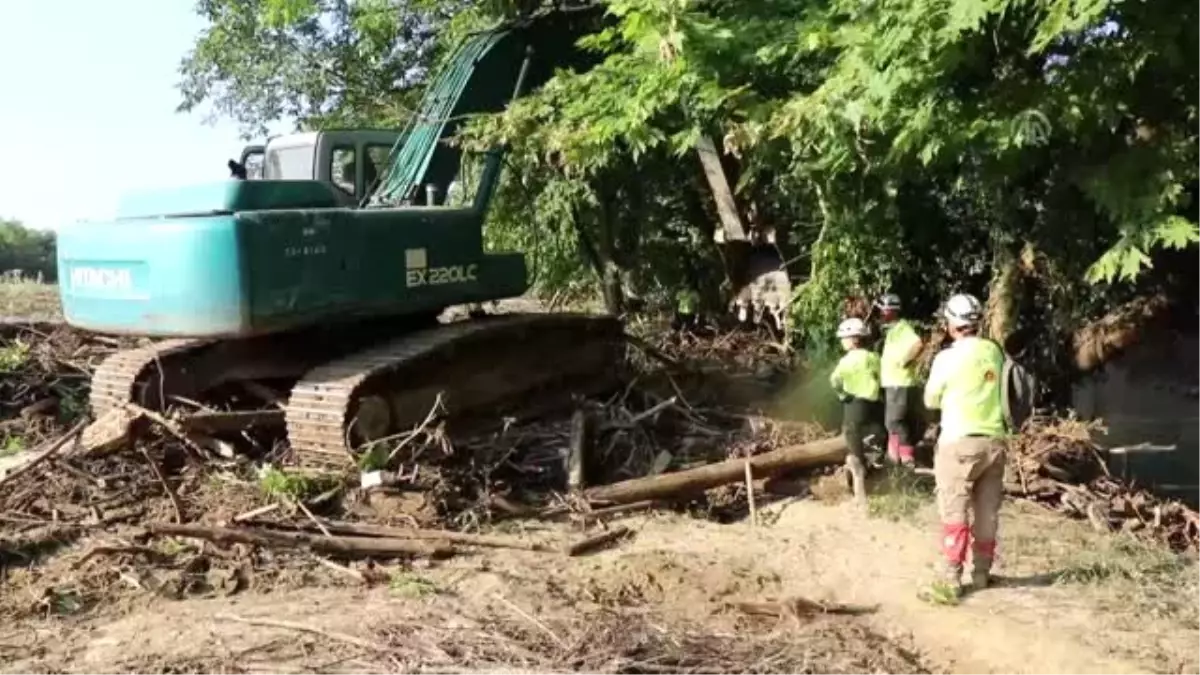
[1006,417,1199,552]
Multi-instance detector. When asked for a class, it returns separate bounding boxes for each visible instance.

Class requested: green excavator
[55,7,789,468]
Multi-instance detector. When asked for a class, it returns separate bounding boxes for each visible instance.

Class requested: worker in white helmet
[829,317,884,504]
[922,293,1009,598]
[875,293,925,465]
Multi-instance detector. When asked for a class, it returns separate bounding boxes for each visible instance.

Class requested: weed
[1003,506,1199,626]
[867,465,935,522]
[0,340,30,373]
[54,387,88,423]
[389,572,437,598]
[918,580,962,606]
[358,443,389,472]
[1055,533,1191,586]
[0,436,24,457]
[257,465,339,502]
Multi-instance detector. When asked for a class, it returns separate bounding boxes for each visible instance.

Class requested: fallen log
[146,523,454,559]
[584,435,847,505]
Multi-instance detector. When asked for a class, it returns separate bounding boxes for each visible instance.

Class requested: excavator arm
[371,6,790,323]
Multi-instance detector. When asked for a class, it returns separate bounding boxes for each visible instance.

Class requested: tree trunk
[583,436,847,505]
[984,246,1023,348]
[1071,294,1170,373]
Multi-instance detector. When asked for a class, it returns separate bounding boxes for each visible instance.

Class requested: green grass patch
[257,465,341,502]
[867,465,935,522]
[389,572,438,598]
[1,435,25,457]
[0,339,31,373]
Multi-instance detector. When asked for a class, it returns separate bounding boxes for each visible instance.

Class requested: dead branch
[73,544,175,568]
[275,519,547,552]
[574,500,661,523]
[146,523,455,559]
[310,554,368,584]
[565,526,632,556]
[139,447,183,523]
[124,402,209,459]
[216,613,387,652]
[0,420,86,489]
[731,597,878,618]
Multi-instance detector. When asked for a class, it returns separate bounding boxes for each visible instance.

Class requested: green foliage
[178,0,465,137]
[0,219,57,282]
[181,0,1198,357]
[257,464,337,501]
[0,339,30,373]
[0,436,24,457]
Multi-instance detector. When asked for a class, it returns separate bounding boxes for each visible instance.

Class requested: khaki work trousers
[934,436,1006,558]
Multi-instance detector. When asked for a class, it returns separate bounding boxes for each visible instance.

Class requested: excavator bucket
[695,137,792,329]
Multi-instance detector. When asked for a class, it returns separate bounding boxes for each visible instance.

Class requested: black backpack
[994,343,1040,433]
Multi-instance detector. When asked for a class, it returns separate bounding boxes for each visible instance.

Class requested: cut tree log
[583,435,847,506]
[147,523,454,559]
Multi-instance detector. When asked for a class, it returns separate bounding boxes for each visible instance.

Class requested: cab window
[331,146,356,196]
[264,144,314,180]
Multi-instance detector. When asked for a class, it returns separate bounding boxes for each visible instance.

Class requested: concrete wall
[1072,331,1199,505]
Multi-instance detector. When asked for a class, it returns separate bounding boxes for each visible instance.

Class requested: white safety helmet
[875,293,902,311]
[836,317,868,338]
[943,293,983,328]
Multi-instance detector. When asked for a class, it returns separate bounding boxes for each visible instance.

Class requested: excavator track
[88,339,210,417]
[285,313,624,470]
[78,313,624,466]
[82,338,215,451]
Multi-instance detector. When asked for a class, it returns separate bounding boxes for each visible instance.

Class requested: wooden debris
[575,500,660,523]
[140,446,184,523]
[744,460,758,528]
[217,613,387,652]
[731,597,878,619]
[567,408,589,491]
[275,519,548,552]
[146,523,456,559]
[565,526,632,556]
[80,407,141,455]
[1007,417,1199,551]
[0,419,86,488]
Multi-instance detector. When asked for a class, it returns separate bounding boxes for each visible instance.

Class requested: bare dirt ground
[3,495,1196,674]
[1,283,1196,674]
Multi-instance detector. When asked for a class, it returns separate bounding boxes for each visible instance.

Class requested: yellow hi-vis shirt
[830,348,882,401]
[923,336,1008,441]
[677,289,700,314]
[881,319,921,387]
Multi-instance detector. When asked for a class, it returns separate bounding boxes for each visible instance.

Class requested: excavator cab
[228,130,399,204]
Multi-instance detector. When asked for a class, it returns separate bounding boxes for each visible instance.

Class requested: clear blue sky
[0,1,286,230]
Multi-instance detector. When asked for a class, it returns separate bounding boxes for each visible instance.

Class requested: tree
[180,0,1197,382]
[0,219,57,282]
[177,0,468,137]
